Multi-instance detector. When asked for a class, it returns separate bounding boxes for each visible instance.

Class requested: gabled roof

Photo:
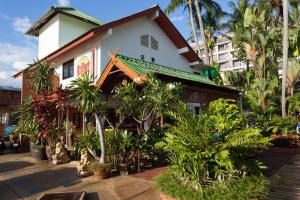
[26,6,102,36]
[96,54,215,90]
[117,55,215,85]
[14,5,201,78]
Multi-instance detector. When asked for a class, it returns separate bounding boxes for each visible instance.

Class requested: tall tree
[281,0,289,117]
[193,0,210,64]
[165,0,201,56]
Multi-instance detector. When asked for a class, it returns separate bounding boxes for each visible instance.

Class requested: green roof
[54,7,101,25]
[26,6,102,36]
[116,55,216,86]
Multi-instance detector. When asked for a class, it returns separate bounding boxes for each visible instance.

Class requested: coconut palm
[165,0,201,56]
[193,0,210,64]
[281,0,289,117]
[68,73,106,164]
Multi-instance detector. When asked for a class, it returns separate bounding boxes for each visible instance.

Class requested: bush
[155,170,268,200]
[157,99,270,188]
[74,124,100,156]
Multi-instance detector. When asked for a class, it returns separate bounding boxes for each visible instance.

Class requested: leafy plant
[74,124,100,156]
[157,99,270,190]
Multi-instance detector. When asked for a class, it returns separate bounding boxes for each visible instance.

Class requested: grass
[154,170,269,200]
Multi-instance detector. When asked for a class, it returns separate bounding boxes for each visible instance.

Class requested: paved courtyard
[0,152,161,200]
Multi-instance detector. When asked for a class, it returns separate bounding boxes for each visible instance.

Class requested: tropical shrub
[156,99,270,193]
[74,124,100,156]
[267,115,298,135]
[155,170,268,200]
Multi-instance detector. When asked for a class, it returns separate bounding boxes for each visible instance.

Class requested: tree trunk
[95,113,105,164]
[194,0,210,64]
[282,0,289,117]
[83,112,87,133]
[188,0,201,56]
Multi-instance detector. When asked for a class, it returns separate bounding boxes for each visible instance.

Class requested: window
[151,57,155,63]
[218,43,229,52]
[187,103,201,116]
[233,60,242,68]
[62,59,74,80]
[218,53,227,61]
[140,35,149,47]
[220,62,229,69]
[141,54,145,60]
[151,36,159,50]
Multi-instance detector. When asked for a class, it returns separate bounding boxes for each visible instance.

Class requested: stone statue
[52,142,70,165]
[77,148,92,177]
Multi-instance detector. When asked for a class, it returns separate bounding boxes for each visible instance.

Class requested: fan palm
[287,59,300,96]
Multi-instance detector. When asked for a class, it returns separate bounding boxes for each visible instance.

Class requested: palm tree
[247,76,278,113]
[287,59,300,96]
[165,0,201,56]
[193,0,210,64]
[281,0,289,117]
[68,73,106,164]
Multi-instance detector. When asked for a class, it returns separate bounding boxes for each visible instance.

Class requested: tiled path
[268,154,300,200]
[0,152,161,200]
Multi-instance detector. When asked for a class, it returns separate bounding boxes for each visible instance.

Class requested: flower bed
[271,134,300,148]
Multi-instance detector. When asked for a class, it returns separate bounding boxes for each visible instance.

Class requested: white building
[189,34,248,72]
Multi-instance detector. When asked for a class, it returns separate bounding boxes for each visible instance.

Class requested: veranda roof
[116,55,216,86]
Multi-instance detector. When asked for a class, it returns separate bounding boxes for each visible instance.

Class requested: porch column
[66,108,70,148]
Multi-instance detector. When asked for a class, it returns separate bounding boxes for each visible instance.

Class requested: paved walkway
[268,154,300,200]
[0,153,161,200]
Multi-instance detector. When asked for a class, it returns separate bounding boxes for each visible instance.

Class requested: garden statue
[77,148,92,177]
[52,142,70,164]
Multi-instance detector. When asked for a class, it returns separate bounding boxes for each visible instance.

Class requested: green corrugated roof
[54,7,101,25]
[116,55,216,86]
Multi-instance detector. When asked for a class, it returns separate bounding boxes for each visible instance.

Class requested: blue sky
[0,0,230,87]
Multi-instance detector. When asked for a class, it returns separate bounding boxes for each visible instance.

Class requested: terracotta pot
[93,170,110,179]
[160,193,177,200]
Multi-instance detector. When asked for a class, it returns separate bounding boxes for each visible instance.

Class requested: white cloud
[0,42,37,87]
[171,15,184,22]
[12,17,32,33]
[57,0,71,7]
[0,71,8,80]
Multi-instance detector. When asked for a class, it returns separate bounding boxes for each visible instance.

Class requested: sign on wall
[76,49,95,76]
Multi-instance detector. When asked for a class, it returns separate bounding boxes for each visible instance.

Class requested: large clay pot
[30,142,46,160]
[93,169,110,179]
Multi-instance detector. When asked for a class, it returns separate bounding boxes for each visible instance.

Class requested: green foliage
[29,60,54,95]
[88,162,112,173]
[157,99,270,190]
[266,115,298,135]
[155,170,268,200]
[74,124,100,156]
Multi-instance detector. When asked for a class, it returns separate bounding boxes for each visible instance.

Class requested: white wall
[38,14,97,59]
[38,15,60,59]
[100,17,192,74]
[59,15,96,47]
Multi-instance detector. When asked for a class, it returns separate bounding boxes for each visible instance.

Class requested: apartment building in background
[189,33,248,72]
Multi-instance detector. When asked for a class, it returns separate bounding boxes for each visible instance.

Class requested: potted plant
[119,130,135,175]
[89,162,112,179]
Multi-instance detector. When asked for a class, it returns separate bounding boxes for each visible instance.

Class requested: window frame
[62,59,74,80]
